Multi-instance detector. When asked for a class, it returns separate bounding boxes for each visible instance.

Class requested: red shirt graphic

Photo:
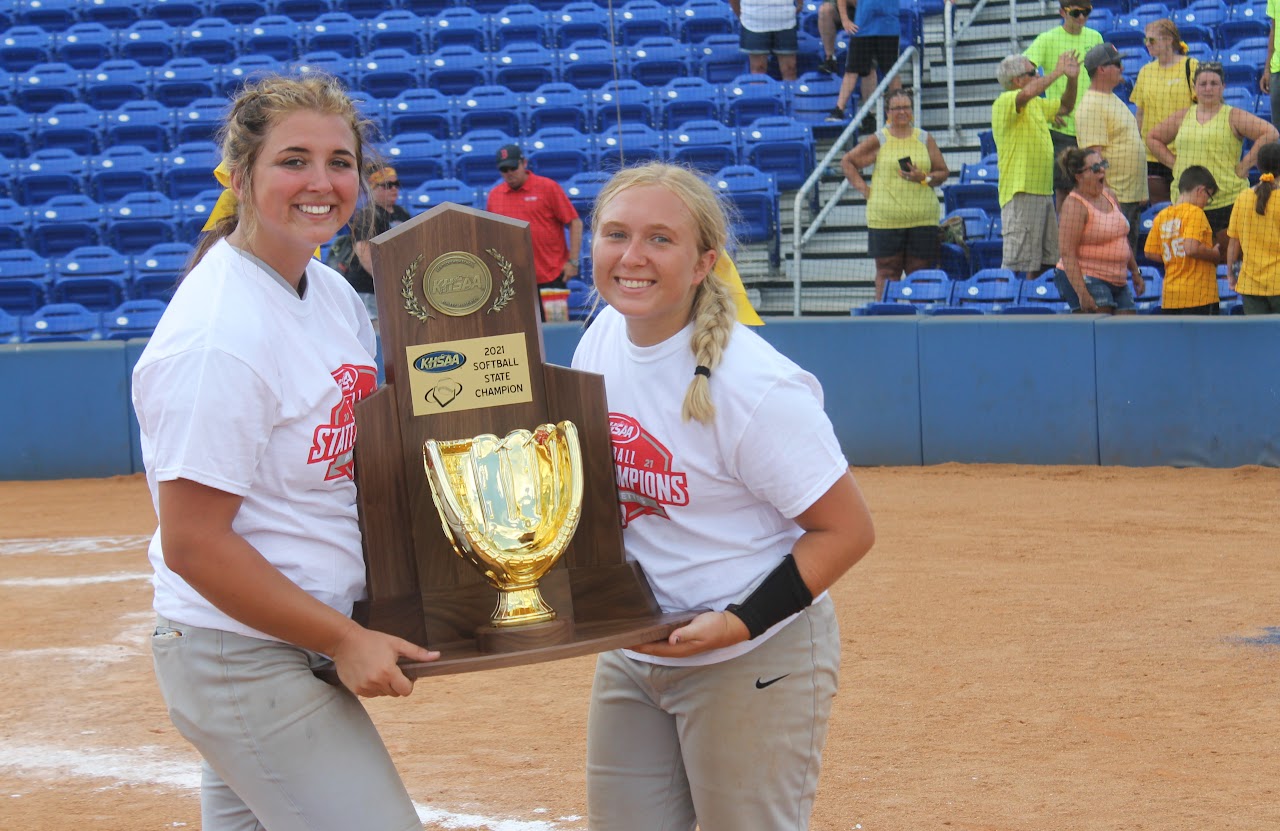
[309,363,378,480]
[609,413,690,527]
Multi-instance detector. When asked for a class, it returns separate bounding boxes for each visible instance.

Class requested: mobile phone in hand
[898,157,913,173]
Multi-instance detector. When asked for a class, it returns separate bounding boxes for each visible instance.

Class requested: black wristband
[725,554,814,640]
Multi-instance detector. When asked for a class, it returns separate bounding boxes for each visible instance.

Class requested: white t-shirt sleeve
[137,347,278,496]
[729,374,848,520]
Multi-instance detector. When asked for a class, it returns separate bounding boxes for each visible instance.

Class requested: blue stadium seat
[132,240,191,301]
[0,198,30,250]
[856,301,918,316]
[658,76,721,129]
[81,58,151,111]
[102,298,168,340]
[0,24,53,72]
[491,41,557,92]
[527,126,594,181]
[1136,200,1170,263]
[407,177,479,214]
[629,36,688,87]
[960,159,999,185]
[453,128,517,188]
[146,0,208,26]
[1221,37,1269,87]
[943,182,1000,216]
[174,96,228,145]
[13,147,87,206]
[1114,3,1171,32]
[87,144,158,203]
[1217,18,1269,48]
[527,81,592,133]
[617,0,675,45]
[383,132,451,190]
[559,38,619,90]
[208,0,268,24]
[0,247,49,315]
[713,164,780,265]
[295,50,357,86]
[304,12,365,58]
[882,269,952,308]
[367,11,427,53]
[104,99,174,153]
[386,87,456,140]
[181,17,241,64]
[942,207,992,241]
[789,71,841,124]
[1103,27,1146,51]
[218,54,283,97]
[0,308,18,343]
[117,20,179,67]
[50,244,131,310]
[271,0,332,22]
[1018,268,1071,312]
[550,2,611,48]
[695,32,748,83]
[105,191,177,254]
[1134,265,1162,311]
[80,0,147,27]
[54,22,117,70]
[1175,0,1229,29]
[423,45,490,95]
[21,302,103,341]
[596,122,666,171]
[0,104,34,158]
[668,118,739,173]
[740,115,813,191]
[161,140,221,200]
[594,79,658,130]
[429,6,490,51]
[724,73,789,126]
[937,241,970,282]
[33,102,104,155]
[358,48,424,100]
[346,89,384,136]
[492,4,549,49]
[177,186,222,238]
[30,194,106,257]
[456,84,525,137]
[675,0,738,43]
[563,170,611,224]
[966,238,1004,274]
[152,57,218,107]
[951,267,1019,312]
[16,0,77,29]
[243,15,302,62]
[13,61,81,114]
[338,0,383,18]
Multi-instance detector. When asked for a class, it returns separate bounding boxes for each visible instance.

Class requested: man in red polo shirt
[486,145,583,319]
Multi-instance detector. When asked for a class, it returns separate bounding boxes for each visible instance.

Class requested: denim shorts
[740,25,798,55]
[1054,269,1136,312]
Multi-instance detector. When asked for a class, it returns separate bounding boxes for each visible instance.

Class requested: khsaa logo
[415,350,465,373]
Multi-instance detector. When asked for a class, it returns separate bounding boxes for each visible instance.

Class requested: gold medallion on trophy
[423,422,584,629]
[422,251,493,317]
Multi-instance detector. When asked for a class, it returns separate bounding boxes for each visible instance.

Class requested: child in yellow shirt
[1144,165,1222,314]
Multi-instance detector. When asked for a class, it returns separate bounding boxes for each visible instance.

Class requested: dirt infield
[1,464,1277,830]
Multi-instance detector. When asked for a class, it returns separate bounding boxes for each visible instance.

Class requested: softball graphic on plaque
[337,203,688,676]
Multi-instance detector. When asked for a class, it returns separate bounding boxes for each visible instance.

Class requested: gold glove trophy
[336,204,687,677]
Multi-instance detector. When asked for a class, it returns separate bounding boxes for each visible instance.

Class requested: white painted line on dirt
[0,535,153,557]
[0,572,151,588]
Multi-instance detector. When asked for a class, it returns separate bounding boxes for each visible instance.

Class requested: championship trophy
[339,204,687,677]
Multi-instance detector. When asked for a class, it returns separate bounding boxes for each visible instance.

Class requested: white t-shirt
[740,0,798,34]
[133,240,379,642]
[572,306,848,666]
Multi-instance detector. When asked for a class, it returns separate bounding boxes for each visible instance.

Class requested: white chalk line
[0,610,151,666]
[0,535,152,557]
[0,571,151,588]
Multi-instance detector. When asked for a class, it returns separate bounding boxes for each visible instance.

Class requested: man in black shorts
[826,0,901,132]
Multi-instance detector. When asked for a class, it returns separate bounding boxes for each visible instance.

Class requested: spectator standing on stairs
[826,0,902,132]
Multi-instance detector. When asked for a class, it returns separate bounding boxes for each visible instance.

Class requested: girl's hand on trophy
[627,611,749,658]
[334,627,440,697]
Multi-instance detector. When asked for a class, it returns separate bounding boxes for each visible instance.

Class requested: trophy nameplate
[330,203,689,679]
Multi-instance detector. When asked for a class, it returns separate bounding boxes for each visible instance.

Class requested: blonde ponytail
[682,270,736,425]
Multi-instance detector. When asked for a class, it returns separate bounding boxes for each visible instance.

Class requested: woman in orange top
[1054,146,1145,314]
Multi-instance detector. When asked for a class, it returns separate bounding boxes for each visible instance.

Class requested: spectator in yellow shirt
[1143,166,1222,315]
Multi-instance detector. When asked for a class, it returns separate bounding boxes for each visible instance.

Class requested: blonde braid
[682,269,736,425]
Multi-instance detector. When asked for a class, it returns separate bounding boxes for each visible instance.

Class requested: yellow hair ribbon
[1178,40,1188,53]
[201,160,238,233]
[1261,173,1275,183]
[712,251,764,326]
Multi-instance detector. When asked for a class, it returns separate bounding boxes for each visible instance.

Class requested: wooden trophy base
[474,616,574,653]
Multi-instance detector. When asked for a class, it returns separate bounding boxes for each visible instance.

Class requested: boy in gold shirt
[1143,165,1222,314]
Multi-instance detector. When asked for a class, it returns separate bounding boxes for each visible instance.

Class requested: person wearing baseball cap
[1023,0,1104,206]
[1076,41,1148,255]
[486,144,583,320]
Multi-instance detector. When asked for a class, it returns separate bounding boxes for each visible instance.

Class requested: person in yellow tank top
[1146,62,1278,256]
[1130,19,1197,205]
[840,88,951,300]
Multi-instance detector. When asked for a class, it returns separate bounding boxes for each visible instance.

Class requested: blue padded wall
[125,339,147,475]
[0,341,134,480]
[918,316,1100,465]
[1094,317,1280,467]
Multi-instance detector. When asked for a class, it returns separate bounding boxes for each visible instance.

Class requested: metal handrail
[790,46,920,316]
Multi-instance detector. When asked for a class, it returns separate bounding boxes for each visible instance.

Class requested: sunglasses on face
[1086,159,1110,173]
[1022,68,1038,77]
[1065,7,1090,17]
[1144,36,1165,44]
[375,181,401,189]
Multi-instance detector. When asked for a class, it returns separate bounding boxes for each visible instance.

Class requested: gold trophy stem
[492,585,557,627]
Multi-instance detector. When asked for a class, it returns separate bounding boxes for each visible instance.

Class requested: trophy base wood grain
[474,617,574,653]
[314,612,694,682]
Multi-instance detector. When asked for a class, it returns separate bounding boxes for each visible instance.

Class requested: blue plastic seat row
[0,242,190,315]
[0,299,169,342]
[1,142,223,203]
[0,190,216,256]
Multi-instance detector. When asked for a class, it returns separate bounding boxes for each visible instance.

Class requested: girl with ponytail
[572,162,875,830]
[1226,141,1280,313]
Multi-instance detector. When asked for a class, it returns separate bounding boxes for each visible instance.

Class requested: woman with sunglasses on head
[344,165,410,326]
[1130,19,1197,205]
[840,88,950,302]
[1226,141,1280,314]
[1146,62,1279,256]
[132,74,438,831]
[1054,146,1145,314]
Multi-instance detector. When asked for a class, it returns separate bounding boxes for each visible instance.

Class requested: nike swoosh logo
[755,674,789,689]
